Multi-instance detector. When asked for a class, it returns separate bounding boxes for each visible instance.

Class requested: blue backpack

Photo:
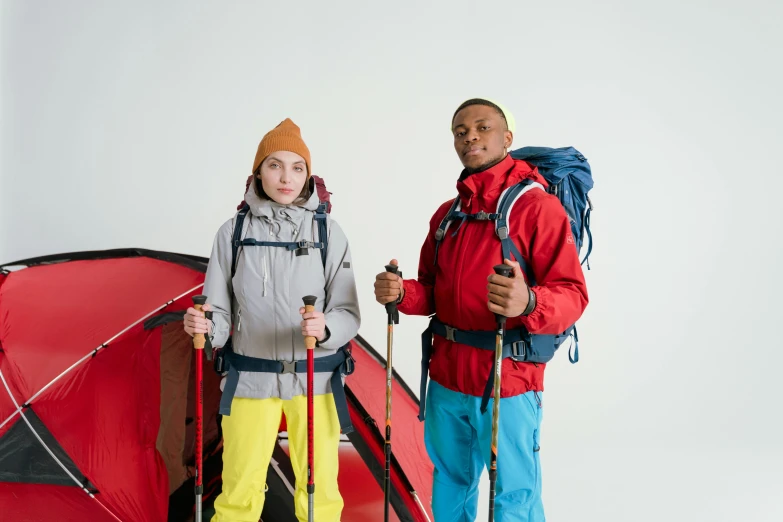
[509,146,594,269]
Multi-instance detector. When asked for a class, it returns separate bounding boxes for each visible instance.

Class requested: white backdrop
[2,1,782,520]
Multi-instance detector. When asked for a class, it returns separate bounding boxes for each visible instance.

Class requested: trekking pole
[191,295,211,522]
[302,295,318,522]
[488,264,512,521]
[383,263,401,522]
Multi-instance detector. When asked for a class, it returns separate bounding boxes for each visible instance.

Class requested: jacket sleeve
[203,218,235,349]
[318,217,361,350]
[509,193,589,335]
[397,202,451,317]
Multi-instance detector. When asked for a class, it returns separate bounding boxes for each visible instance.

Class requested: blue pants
[424,381,545,522]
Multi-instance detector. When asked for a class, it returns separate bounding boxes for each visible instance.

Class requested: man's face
[452,104,513,171]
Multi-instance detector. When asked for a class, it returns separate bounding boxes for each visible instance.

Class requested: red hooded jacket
[398,154,589,399]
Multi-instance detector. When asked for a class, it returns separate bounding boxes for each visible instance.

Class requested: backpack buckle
[295,241,312,257]
[497,226,509,240]
[280,360,296,374]
[343,348,355,375]
[444,325,456,342]
[280,361,296,375]
[510,340,526,361]
[435,229,445,241]
[475,211,490,221]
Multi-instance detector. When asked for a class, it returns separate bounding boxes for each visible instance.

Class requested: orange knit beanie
[252,118,311,176]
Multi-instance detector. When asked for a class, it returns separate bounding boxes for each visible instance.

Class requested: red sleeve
[397,201,452,317]
[508,192,589,335]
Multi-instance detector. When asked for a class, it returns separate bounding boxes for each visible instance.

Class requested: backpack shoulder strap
[314,201,329,268]
[495,179,544,284]
[433,197,461,266]
[231,204,251,278]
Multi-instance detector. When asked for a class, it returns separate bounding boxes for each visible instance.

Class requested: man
[374,98,588,521]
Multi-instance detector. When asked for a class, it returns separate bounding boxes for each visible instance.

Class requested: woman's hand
[299,308,326,342]
[184,303,212,337]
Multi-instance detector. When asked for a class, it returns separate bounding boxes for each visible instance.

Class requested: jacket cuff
[316,326,332,347]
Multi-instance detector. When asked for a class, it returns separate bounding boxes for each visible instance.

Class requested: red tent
[0,249,433,522]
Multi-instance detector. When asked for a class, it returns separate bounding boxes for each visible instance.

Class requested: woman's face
[258,150,308,205]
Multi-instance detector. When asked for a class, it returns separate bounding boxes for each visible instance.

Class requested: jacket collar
[456,154,546,211]
[244,177,320,219]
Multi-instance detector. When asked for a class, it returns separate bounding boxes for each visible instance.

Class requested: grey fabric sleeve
[203,218,234,349]
[318,217,361,349]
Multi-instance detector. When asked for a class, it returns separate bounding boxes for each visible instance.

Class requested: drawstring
[282,210,298,236]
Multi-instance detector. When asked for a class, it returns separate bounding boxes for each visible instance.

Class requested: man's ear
[504,130,513,149]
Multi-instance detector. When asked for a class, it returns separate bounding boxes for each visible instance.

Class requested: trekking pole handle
[384,264,399,316]
[302,295,318,350]
[492,265,513,326]
[192,295,208,350]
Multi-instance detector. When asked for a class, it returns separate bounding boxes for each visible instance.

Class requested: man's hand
[299,308,327,342]
[374,258,404,305]
[487,259,531,317]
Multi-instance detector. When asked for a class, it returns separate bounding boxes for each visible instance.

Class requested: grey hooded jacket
[203,182,361,400]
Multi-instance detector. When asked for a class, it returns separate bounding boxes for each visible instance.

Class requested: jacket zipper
[453,197,475,326]
[236,309,242,332]
[263,255,269,296]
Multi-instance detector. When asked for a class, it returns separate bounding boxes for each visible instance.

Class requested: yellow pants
[211,395,343,522]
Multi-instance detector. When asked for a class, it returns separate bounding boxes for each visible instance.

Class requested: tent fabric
[0,249,434,522]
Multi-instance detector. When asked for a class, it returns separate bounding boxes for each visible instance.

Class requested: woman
[184,118,361,522]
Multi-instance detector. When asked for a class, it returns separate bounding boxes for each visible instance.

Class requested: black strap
[433,197,461,267]
[231,205,250,278]
[239,238,325,251]
[496,179,536,283]
[418,317,528,420]
[314,202,329,267]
